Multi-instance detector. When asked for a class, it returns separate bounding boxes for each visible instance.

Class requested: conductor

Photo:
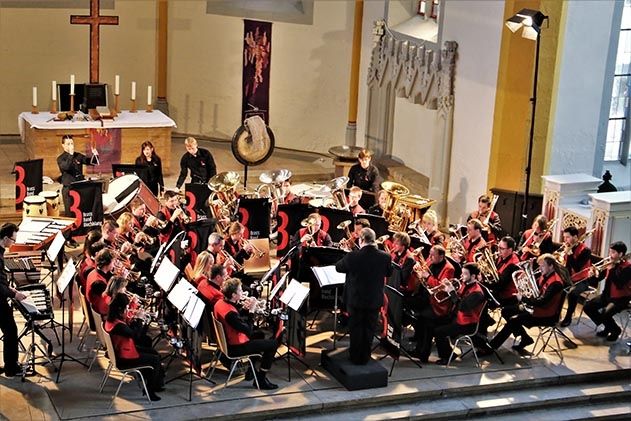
[335,227,392,365]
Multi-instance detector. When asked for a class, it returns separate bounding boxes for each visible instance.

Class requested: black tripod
[275,309,312,382]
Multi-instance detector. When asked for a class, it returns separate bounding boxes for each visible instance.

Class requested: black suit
[0,246,19,372]
[57,151,94,217]
[335,244,392,364]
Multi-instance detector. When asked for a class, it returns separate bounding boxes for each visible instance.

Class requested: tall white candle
[131,81,136,100]
[70,74,75,95]
[32,87,37,107]
[52,81,57,101]
[115,75,120,95]
[147,85,152,106]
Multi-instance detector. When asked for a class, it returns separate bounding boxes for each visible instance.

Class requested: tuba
[474,246,499,283]
[512,259,541,299]
[327,176,350,211]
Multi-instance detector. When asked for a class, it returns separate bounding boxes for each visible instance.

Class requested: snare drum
[38,190,60,217]
[102,174,160,218]
[23,195,47,218]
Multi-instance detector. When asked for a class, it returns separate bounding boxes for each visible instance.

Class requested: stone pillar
[156,0,169,115]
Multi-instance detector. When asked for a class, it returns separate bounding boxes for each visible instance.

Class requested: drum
[38,190,60,217]
[102,174,160,218]
[23,195,47,218]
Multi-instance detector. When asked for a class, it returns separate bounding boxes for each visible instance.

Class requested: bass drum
[231,124,275,166]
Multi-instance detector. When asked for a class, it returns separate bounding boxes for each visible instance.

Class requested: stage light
[505,9,547,40]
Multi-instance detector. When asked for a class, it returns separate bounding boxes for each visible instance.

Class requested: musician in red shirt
[347,186,366,215]
[213,278,279,390]
[462,219,487,263]
[433,263,487,365]
[489,254,565,352]
[518,215,554,261]
[197,264,226,309]
[490,237,521,316]
[105,293,165,401]
[86,249,114,317]
[467,195,502,244]
[390,232,417,295]
[77,230,105,294]
[560,226,594,327]
[583,242,630,341]
[290,213,333,250]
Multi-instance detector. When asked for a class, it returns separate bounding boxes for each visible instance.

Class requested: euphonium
[512,259,541,299]
[474,246,500,283]
[375,235,391,253]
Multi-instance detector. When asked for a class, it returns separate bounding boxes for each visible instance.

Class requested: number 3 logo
[276,211,289,253]
[69,190,82,228]
[15,165,26,205]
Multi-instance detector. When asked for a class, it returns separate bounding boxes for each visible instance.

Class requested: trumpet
[426,278,461,303]
[220,249,243,272]
[144,215,168,230]
[175,205,191,224]
[242,238,265,258]
[239,291,268,315]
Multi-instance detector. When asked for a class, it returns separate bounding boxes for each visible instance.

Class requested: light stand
[505,9,549,233]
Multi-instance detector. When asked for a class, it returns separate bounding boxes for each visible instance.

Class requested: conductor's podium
[321,348,388,391]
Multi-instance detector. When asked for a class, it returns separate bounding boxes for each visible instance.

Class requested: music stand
[311,266,346,348]
[278,279,310,381]
[53,258,88,382]
[38,231,68,345]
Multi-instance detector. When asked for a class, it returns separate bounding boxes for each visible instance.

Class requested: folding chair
[533,291,570,362]
[447,303,504,367]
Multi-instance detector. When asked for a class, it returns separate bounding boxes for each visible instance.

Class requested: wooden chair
[206,313,261,390]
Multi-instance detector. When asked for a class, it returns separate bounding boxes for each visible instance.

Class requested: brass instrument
[381,181,410,222]
[426,278,462,303]
[411,248,429,279]
[375,234,390,253]
[242,238,266,258]
[481,194,499,227]
[408,219,431,244]
[587,253,631,277]
[256,169,291,203]
[239,291,268,315]
[447,225,468,259]
[144,215,168,230]
[327,177,350,211]
[521,218,558,257]
[175,205,191,224]
[209,171,240,218]
[512,259,541,299]
[299,216,318,246]
[474,246,500,283]
[553,227,595,264]
[219,249,244,272]
[337,220,356,250]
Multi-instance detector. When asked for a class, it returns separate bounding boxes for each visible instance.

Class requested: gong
[231,121,275,166]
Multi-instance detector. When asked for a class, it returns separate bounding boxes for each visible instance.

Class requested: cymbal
[337,220,352,230]
[328,145,364,161]
[209,171,240,191]
[381,181,409,197]
[304,185,332,198]
[326,176,349,191]
[259,169,292,184]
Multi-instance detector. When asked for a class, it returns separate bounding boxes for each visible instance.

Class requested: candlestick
[52,81,57,101]
[130,98,137,113]
[147,85,152,106]
[115,75,120,96]
[50,99,57,114]
[70,74,75,95]
[32,105,39,114]
[69,94,75,114]
[32,86,38,107]
[114,94,120,114]
[131,81,136,101]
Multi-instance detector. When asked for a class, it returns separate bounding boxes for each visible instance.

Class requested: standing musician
[368,190,388,217]
[135,140,164,196]
[346,149,381,192]
[0,223,27,377]
[467,195,502,244]
[86,249,115,317]
[77,230,106,294]
[197,264,227,309]
[584,241,630,341]
[175,137,217,190]
[105,293,165,401]
[411,245,456,362]
[421,210,446,246]
[433,263,487,365]
[459,219,487,264]
[214,278,279,389]
[488,253,565,352]
[559,226,593,327]
[347,186,366,215]
[157,190,190,244]
[519,215,554,261]
[291,213,333,251]
[57,134,98,218]
[335,228,392,365]
[390,232,417,295]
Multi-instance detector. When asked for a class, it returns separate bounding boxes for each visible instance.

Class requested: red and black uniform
[425,229,445,247]
[463,236,487,263]
[156,206,187,244]
[77,255,96,294]
[350,203,365,216]
[468,211,502,244]
[562,242,595,324]
[584,260,631,337]
[196,276,223,309]
[492,253,521,305]
[391,249,417,295]
[224,238,252,267]
[291,227,332,251]
[86,268,110,316]
[213,299,278,370]
[490,271,564,349]
[519,229,554,261]
[283,192,300,205]
[104,318,164,393]
[434,281,487,359]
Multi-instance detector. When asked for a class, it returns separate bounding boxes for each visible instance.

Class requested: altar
[18,110,176,177]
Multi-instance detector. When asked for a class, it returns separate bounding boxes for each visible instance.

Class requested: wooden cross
[70,0,119,84]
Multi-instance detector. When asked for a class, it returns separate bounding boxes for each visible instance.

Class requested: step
[469,400,631,421]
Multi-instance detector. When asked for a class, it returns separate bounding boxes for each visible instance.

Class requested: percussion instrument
[328,145,364,162]
[23,196,47,218]
[102,174,160,218]
[38,190,60,217]
[15,283,54,321]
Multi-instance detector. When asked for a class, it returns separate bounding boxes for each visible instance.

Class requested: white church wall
[0,1,157,134]
[168,0,354,153]
[391,97,436,177]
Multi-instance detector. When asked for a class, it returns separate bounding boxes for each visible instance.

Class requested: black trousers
[563,279,596,320]
[61,186,72,217]
[229,338,278,370]
[348,306,379,365]
[118,346,164,393]
[0,300,19,370]
[414,306,451,361]
[434,322,479,359]
[584,294,629,334]
[490,311,558,349]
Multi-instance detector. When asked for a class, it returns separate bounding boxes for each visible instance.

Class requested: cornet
[144,215,168,230]
[220,250,243,272]
[242,238,265,258]
[426,278,461,303]
[175,205,191,224]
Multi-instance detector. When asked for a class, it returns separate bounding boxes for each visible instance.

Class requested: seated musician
[368,190,388,217]
[411,245,456,362]
[224,222,254,268]
[467,195,502,244]
[214,278,279,390]
[290,213,333,251]
[116,212,136,244]
[86,249,115,317]
[207,233,230,268]
[348,186,366,215]
[488,253,566,352]
[460,219,487,263]
[584,241,630,341]
[433,263,487,365]
[422,210,446,246]
[77,230,106,294]
[101,220,119,248]
[346,148,380,193]
[105,293,165,401]
[106,276,152,347]
[280,178,300,205]
[559,226,593,327]
[130,199,148,231]
[390,232,417,295]
[189,250,215,287]
[519,215,554,261]
[490,236,521,318]
[197,264,226,309]
[340,218,370,251]
[157,190,189,243]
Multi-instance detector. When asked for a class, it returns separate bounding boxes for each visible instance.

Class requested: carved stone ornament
[367,21,457,115]
[562,210,588,231]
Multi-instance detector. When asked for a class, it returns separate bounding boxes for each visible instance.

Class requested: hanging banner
[14,159,43,211]
[86,128,121,174]
[242,19,272,124]
[68,180,103,235]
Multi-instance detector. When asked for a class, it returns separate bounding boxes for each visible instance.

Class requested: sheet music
[312,265,346,287]
[19,294,40,314]
[167,279,197,312]
[183,295,205,329]
[280,279,309,311]
[47,231,66,262]
[56,258,76,294]
[269,273,288,301]
[154,257,179,292]
[150,243,167,273]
